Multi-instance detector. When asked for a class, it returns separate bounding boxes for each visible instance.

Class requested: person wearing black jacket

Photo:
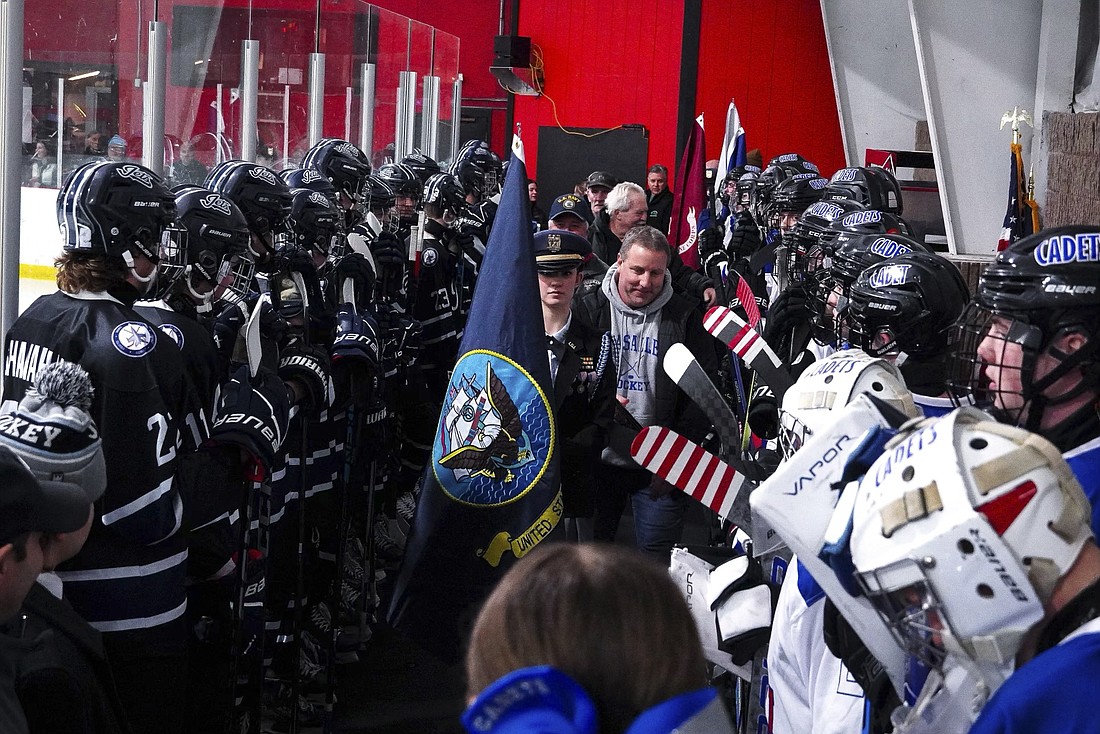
[534,231,616,541]
[573,226,719,559]
[645,164,673,233]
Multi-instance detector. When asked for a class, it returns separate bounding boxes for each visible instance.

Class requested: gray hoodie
[601,264,673,465]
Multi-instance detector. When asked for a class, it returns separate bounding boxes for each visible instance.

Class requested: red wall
[512,0,845,184]
[695,0,846,179]
[514,0,686,180]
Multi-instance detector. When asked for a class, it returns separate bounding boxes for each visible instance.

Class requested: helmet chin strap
[122,249,157,295]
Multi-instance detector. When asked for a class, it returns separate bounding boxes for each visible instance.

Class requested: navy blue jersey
[3,291,189,650]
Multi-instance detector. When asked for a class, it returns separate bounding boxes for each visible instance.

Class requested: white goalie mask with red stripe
[849,408,1093,686]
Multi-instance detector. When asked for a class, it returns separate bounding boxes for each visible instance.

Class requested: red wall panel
[513,0,845,186]
[514,0,685,181]
[695,0,845,177]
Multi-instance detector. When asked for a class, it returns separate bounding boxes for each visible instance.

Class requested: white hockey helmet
[778,350,919,458]
[850,407,1092,678]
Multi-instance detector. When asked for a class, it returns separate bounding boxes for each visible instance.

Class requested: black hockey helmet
[817,208,910,256]
[766,152,820,176]
[451,158,486,201]
[280,167,338,204]
[375,163,423,223]
[823,166,903,216]
[205,161,292,264]
[810,232,926,346]
[300,138,372,203]
[281,187,346,278]
[847,251,969,358]
[158,186,254,308]
[948,225,1100,436]
[422,172,467,218]
[766,173,828,231]
[735,170,760,212]
[401,149,441,184]
[58,161,177,264]
[782,197,866,284]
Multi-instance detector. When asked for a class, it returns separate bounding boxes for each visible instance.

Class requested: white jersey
[767,559,865,734]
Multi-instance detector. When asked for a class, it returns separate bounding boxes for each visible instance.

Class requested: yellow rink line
[20,264,56,281]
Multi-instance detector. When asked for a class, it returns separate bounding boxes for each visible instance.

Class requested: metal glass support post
[394,71,411,160]
[240,39,260,162]
[282,85,290,168]
[56,77,64,179]
[359,63,376,159]
[450,74,463,164]
[420,75,440,160]
[0,0,23,337]
[403,73,417,159]
[344,87,353,141]
[143,21,167,175]
[308,52,326,147]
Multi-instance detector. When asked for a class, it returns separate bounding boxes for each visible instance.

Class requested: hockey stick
[630,425,747,523]
[663,343,744,465]
[704,306,794,399]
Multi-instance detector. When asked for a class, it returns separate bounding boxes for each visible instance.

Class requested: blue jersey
[1064,436,1100,537]
[969,620,1100,734]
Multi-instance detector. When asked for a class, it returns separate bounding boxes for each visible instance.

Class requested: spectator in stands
[84,131,104,156]
[104,136,130,163]
[464,542,733,734]
[171,140,208,186]
[27,141,57,188]
[574,226,718,559]
[645,163,673,233]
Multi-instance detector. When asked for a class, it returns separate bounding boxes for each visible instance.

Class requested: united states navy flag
[387,137,562,662]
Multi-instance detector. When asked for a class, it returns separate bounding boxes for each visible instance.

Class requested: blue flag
[387,139,562,661]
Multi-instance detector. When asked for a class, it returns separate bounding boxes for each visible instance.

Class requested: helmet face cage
[376,163,423,223]
[809,267,846,345]
[145,224,188,300]
[947,303,1045,427]
[857,562,950,672]
[777,408,814,460]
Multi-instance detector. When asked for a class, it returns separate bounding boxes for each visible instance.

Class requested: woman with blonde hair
[464,543,734,734]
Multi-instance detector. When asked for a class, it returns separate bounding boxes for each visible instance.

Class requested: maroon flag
[669,113,706,270]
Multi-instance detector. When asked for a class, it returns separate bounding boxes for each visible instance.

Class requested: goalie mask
[948,226,1100,447]
[778,350,918,459]
[849,408,1092,690]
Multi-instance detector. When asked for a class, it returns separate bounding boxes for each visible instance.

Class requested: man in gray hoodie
[573,226,719,560]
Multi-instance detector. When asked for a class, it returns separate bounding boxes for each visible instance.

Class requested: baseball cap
[533,230,591,274]
[548,193,593,225]
[585,171,616,191]
[0,446,90,546]
[0,361,106,505]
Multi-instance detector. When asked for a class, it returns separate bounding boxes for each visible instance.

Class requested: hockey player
[847,408,1099,732]
[948,225,1100,534]
[2,161,290,734]
[845,251,970,417]
[376,162,423,238]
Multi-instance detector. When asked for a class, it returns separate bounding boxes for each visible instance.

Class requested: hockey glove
[762,284,809,351]
[709,552,777,665]
[278,343,332,414]
[210,300,247,365]
[395,317,422,368]
[332,252,377,309]
[370,231,406,270]
[698,225,725,259]
[331,303,382,405]
[209,365,291,477]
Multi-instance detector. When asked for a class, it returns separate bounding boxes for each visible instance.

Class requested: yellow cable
[529,44,623,139]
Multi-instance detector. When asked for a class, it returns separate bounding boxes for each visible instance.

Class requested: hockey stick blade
[244,296,264,378]
[663,343,743,462]
[704,306,794,399]
[630,426,745,522]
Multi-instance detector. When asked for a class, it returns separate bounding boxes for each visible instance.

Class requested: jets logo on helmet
[117,165,155,189]
[867,264,911,289]
[869,237,912,258]
[842,210,884,227]
[199,193,232,216]
[832,168,859,183]
[805,202,845,220]
[1033,231,1100,266]
[335,142,358,157]
[301,169,323,184]
[308,191,331,208]
[248,166,279,186]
